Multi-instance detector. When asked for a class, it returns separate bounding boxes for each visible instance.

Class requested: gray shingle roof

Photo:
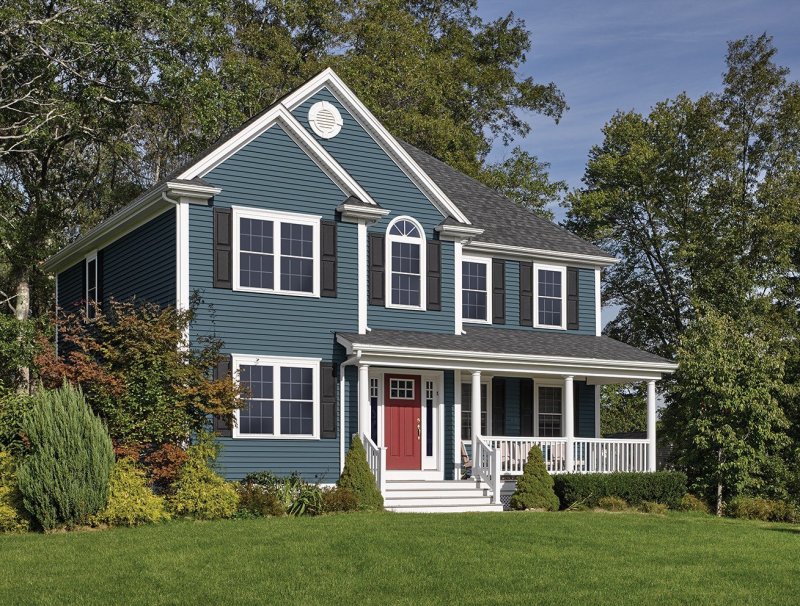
[399,140,614,260]
[338,327,672,365]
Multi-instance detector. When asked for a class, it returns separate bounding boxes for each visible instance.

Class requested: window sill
[231,434,321,440]
[463,318,490,325]
[533,323,567,330]
[232,286,320,298]
[385,303,426,311]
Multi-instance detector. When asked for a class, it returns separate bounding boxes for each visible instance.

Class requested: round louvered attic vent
[308,101,343,139]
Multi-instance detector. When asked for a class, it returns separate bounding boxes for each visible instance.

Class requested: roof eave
[464,240,618,267]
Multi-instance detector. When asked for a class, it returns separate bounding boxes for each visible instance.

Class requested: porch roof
[336,327,677,380]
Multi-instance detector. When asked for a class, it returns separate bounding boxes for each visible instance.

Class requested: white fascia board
[464,240,618,267]
[436,224,485,242]
[337,202,390,224]
[176,105,376,207]
[282,68,472,225]
[165,181,221,202]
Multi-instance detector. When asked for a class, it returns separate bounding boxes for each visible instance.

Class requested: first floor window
[236,357,319,438]
[369,378,379,444]
[461,383,488,440]
[234,208,319,296]
[462,258,489,322]
[538,386,562,437]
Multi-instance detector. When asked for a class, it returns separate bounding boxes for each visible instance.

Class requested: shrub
[240,471,325,516]
[639,501,668,515]
[679,494,710,514]
[142,443,189,491]
[727,496,798,523]
[553,471,686,510]
[287,483,323,516]
[236,483,286,517]
[93,458,170,526]
[17,383,114,530]
[168,434,238,520]
[321,486,359,513]
[510,446,559,511]
[597,496,629,511]
[338,435,383,511]
[0,451,29,533]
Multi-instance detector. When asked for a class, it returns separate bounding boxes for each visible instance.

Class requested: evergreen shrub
[553,471,686,510]
[510,446,559,511]
[93,458,170,526]
[337,435,383,511]
[0,450,29,532]
[16,383,114,530]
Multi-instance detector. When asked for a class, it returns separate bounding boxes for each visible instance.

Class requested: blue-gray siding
[57,260,84,313]
[102,208,176,307]
[192,123,358,480]
[503,261,595,335]
[294,88,456,334]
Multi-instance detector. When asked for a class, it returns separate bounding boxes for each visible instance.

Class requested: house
[43,69,677,512]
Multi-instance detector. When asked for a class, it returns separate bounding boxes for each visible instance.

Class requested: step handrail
[361,433,387,494]
[473,435,501,504]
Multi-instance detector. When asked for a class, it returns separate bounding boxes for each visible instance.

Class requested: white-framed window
[461,256,491,323]
[536,385,563,437]
[389,378,415,400]
[386,216,426,309]
[460,382,490,441]
[534,263,567,329]
[85,251,98,318]
[232,355,321,439]
[232,207,321,297]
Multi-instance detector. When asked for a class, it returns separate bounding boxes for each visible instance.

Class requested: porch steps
[384,480,504,513]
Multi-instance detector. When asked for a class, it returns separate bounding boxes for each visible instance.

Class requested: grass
[1,511,798,605]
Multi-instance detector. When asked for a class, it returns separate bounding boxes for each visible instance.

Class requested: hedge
[552,471,686,509]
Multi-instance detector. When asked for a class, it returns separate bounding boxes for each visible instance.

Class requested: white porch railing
[473,436,501,504]
[362,434,387,494]
[483,436,650,475]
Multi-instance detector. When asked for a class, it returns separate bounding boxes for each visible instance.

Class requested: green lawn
[0,511,797,605]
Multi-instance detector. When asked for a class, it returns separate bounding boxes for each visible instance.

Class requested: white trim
[280,68,471,225]
[175,201,190,311]
[177,105,376,207]
[533,263,567,330]
[459,373,493,443]
[231,206,321,298]
[231,354,321,440]
[464,240,617,267]
[595,267,602,336]
[357,222,368,333]
[337,203,390,224]
[534,380,565,438]
[307,101,343,139]
[85,250,98,315]
[435,223,484,241]
[454,371,462,475]
[460,255,492,325]
[385,216,426,311]
[454,241,463,334]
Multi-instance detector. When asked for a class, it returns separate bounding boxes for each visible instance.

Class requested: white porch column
[594,384,601,438]
[471,371,481,447]
[647,379,657,472]
[358,364,371,443]
[564,375,574,472]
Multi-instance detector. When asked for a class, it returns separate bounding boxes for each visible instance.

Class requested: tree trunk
[716,448,724,516]
[14,276,31,394]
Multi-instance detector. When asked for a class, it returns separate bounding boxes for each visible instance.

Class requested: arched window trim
[385,215,426,310]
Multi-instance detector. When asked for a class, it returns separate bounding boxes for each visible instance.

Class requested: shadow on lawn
[764,527,800,535]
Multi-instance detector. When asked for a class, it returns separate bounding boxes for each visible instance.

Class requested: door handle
[417,417,421,440]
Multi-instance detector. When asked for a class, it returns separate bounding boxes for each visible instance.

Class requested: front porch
[337,327,677,510]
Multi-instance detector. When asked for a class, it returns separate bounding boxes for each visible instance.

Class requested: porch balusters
[563,375,574,473]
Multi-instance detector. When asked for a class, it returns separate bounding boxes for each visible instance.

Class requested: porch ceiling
[337,327,677,380]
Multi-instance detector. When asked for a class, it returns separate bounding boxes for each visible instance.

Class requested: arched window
[386,216,426,309]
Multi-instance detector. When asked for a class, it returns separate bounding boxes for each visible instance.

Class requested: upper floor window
[386,217,425,309]
[232,207,320,297]
[534,264,566,329]
[461,257,491,323]
[233,355,321,439]
[85,251,98,318]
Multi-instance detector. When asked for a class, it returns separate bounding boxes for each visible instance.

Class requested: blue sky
[477,0,800,220]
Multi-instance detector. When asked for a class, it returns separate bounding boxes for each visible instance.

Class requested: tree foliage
[600,384,646,437]
[663,309,789,514]
[36,299,244,445]
[16,383,114,530]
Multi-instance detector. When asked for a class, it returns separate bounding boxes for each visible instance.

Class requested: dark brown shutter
[519,261,533,327]
[212,355,233,437]
[320,363,337,439]
[520,378,534,436]
[426,240,442,311]
[368,232,385,305]
[321,220,337,297]
[96,250,104,311]
[492,378,506,435]
[567,267,579,330]
[492,259,505,324]
[213,207,233,289]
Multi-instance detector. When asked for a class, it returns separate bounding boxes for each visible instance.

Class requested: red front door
[384,374,422,470]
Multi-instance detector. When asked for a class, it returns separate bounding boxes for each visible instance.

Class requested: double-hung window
[386,217,425,309]
[233,207,320,297]
[460,382,488,441]
[534,264,566,329]
[537,385,563,437]
[233,355,320,439]
[461,257,491,323]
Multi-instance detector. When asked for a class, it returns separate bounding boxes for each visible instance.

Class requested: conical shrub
[510,445,559,511]
[337,435,383,511]
[17,383,114,530]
